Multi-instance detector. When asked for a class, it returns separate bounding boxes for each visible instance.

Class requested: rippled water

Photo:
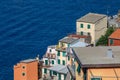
[0,0,120,80]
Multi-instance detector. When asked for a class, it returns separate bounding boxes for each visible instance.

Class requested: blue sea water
[0,0,120,80]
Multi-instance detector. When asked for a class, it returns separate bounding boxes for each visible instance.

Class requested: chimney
[107,49,114,58]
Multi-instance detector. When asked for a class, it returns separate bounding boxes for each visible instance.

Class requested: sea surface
[0,0,120,80]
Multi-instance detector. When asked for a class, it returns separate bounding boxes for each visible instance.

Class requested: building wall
[88,68,120,80]
[76,17,107,45]
[46,46,57,54]
[95,17,107,44]
[75,62,120,80]
[108,38,120,46]
[58,42,68,48]
[26,61,38,80]
[75,61,84,80]
[57,51,67,65]
[76,22,95,44]
[14,61,38,80]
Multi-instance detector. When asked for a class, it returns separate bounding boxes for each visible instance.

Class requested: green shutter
[58,73,61,80]
[88,24,91,29]
[58,59,60,64]
[62,52,66,57]
[57,51,60,56]
[64,74,66,80]
[50,70,52,76]
[44,68,47,74]
[110,39,113,45]
[53,71,57,75]
[62,60,65,65]
[68,56,70,61]
[81,31,83,35]
[91,78,101,80]
[52,60,54,64]
[45,60,48,65]
[77,64,81,73]
[80,24,83,28]
[68,44,70,47]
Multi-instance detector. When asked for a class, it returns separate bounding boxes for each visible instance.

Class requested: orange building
[108,29,120,46]
[14,59,39,80]
[71,46,120,80]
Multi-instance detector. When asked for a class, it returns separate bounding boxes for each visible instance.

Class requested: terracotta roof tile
[109,29,120,39]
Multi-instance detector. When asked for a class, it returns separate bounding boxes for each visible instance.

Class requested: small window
[62,52,66,57]
[58,73,61,80]
[88,32,90,36]
[50,70,52,76]
[22,72,25,76]
[77,64,81,74]
[68,44,70,47]
[62,60,65,65]
[44,68,47,74]
[45,60,48,65]
[58,59,60,64]
[87,24,91,29]
[53,71,57,75]
[64,74,67,80]
[68,56,70,61]
[57,51,60,56]
[110,39,113,45]
[22,66,25,69]
[52,60,54,64]
[81,31,83,35]
[49,49,52,52]
[80,24,84,28]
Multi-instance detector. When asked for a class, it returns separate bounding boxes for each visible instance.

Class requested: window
[57,51,60,56]
[87,24,91,29]
[58,59,60,64]
[53,71,57,75]
[22,66,25,69]
[62,52,66,57]
[22,72,25,76]
[52,60,54,64]
[77,64,81,74]
[110,39,113,45]
[49,49,52,52]
[80,24,83,28]
[81,31,83,35]
[58,73,61,80]
[62,60,65,65]
[64,74,67,80]
[44,68,47,74]
[74,59,76,62]
[68,44,70,47]
[50,70,52,76]
[68,56,70,61]
[88,32,90,36]
[45,60,48,65]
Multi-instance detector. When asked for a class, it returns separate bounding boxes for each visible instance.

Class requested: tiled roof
[59,37,79,44]
[73,46,120,68]
[77,13,106,23]
[109,29,120,39]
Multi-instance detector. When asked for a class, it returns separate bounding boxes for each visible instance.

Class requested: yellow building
[71,46,120,80]
[56,37,80,66]
[76,13,107,45]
